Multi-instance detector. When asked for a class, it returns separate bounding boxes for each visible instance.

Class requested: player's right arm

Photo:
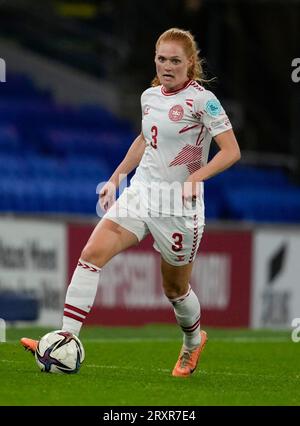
[108,132,146,187]
[99,133,146,211]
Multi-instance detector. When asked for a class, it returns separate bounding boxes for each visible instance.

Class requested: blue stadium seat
[2,73,51,100]
[41,127,132,165]
[225,187,300,223]
[0,124,21,153]
[211,165,289,189]
[25,155,66,179]
[66,157,111,181]
[2,71,299,222]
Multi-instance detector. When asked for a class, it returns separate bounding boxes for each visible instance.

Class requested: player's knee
[80,243,107,268]
[163,280,185,300]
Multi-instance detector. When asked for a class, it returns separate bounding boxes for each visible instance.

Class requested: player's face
[155,41,192,91]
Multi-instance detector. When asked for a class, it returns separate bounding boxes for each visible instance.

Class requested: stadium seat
[0,124,21,153]
[1,71,299,222]
[225,187,300,222]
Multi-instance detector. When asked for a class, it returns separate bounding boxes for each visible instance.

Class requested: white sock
[168,285,201,350]
[62,259,101,336]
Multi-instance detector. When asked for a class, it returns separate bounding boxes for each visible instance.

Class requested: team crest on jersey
[168,105,184,122]
[143,105,150,115]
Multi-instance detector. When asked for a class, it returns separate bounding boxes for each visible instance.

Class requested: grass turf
[0,325,299,406]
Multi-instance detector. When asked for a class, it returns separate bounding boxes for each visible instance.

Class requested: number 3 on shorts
[172,232,183,252]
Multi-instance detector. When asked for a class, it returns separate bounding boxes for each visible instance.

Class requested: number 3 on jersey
[151,125,158,149]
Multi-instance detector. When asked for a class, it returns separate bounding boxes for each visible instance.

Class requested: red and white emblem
[168,105,184,122]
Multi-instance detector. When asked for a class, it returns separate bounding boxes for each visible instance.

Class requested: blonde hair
[152,28,209,87]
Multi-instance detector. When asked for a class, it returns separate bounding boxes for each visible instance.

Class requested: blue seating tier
[0,72,299,222]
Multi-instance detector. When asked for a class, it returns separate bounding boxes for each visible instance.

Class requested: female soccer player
[21,28,240,377]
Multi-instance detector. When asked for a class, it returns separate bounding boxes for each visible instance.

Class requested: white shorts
[103,186,205,266]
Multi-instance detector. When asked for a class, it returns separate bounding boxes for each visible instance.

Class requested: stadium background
[0,0,300,407]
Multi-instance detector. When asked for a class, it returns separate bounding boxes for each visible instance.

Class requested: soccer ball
[35,330,85,374]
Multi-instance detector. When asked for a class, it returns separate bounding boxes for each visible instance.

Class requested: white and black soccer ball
[35,330,85,374]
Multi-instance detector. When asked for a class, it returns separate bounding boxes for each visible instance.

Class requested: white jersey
[130,80,232,216]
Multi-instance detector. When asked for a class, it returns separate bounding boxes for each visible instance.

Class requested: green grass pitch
[0,325,299,406]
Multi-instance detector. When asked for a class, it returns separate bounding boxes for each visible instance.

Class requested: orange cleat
[172,330,208,377]
[20,337,39,355]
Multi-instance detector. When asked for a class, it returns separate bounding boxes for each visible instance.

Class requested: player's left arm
[184,129,241,198]
[191,129,240,182]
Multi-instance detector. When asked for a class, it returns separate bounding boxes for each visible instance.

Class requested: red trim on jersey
[188,162,202,174]
[161,79,192,96]
[196,126,205,146]
[169,145,202,167]
[189,81,204,92]
[179,124,201,134]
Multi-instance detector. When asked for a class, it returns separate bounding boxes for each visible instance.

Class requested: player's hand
[99,181,116,212]
[182,180,200,208]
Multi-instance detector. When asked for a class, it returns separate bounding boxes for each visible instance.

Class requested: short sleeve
[141,91,146,114]
[193,90,232,137]
[141,88,152,118]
